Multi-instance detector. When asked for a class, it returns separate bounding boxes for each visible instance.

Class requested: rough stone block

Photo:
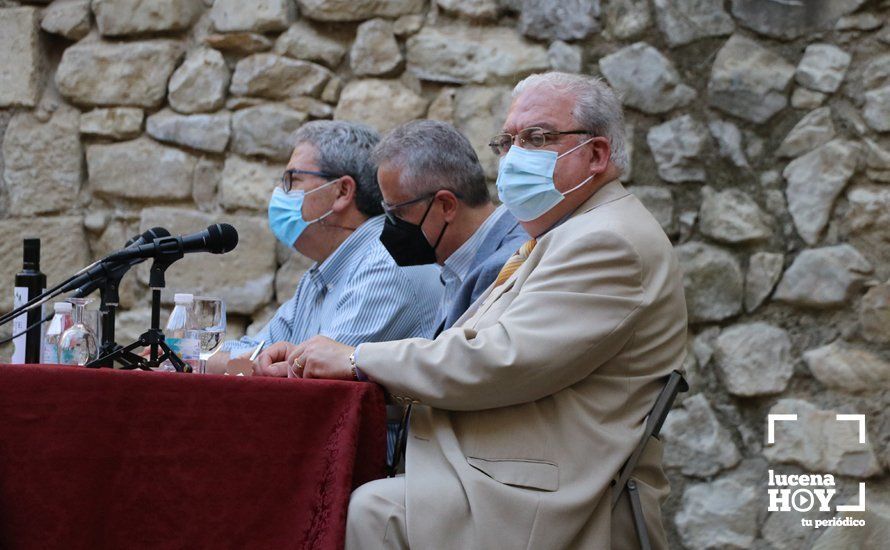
[296,0,424,22]
[219,156,283,212]
[708,34,794,124]
[56,39,183,108]
[210,0,292,32]
[79,108,144,140]
[231,103,306,161]
[676,242,743,323]
[715,322,794,396]
[146,109,231,153]
[0,7,45,108]
[87,137,197,200]
[2,107,82,215]
[93,0,202,36]
[406,25,549,85]
[334,79,427,134]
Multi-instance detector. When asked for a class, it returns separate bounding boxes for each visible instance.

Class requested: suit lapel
[458,266,522,328]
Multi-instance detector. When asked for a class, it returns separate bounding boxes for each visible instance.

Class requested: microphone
[104,223,239,264]
[72,227,171,297]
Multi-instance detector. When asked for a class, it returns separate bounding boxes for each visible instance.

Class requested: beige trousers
[345,476,409,549]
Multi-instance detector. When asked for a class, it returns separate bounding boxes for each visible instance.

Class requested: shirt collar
[309,216,385,291]
[441,206,506,283]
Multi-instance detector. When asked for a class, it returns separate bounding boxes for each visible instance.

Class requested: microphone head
[206,223,239,254]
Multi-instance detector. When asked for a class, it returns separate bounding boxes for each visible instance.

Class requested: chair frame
[611,370,689,550]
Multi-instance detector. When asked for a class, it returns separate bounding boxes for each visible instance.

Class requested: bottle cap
[54,301,73,313]
[23,238,40,270]
[174,293,194,304]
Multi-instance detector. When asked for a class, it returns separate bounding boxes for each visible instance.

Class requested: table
[0,364,386,550]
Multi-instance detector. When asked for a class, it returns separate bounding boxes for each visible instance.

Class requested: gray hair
[512,72,629,173]
[371,120,490,207]
[291,120,383,217]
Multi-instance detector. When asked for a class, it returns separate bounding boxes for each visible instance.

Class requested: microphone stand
[90,271,144,369]
[87,248,190,372]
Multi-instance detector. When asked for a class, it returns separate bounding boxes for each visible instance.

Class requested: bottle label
[178,337,200,361]
[166,337,199,361]
[166,337,182,355]
[59,348,78,365]
[11,287,27,364]
[42,342,59,364]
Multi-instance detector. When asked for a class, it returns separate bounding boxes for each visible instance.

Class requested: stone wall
[1,0,889,547]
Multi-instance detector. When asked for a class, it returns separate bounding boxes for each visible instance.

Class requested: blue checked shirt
[222,216,443,357]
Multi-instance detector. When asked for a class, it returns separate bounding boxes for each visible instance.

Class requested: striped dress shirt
[222,215,442,356]
[221,216,444,457]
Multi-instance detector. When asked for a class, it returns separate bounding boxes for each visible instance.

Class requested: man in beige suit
[256,72,687,549]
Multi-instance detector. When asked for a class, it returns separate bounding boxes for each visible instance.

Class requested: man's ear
[588,136,612,176]
[330,176,357,213]
[436,190,460,223]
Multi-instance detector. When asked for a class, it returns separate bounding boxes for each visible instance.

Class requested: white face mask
[495,138,594,222]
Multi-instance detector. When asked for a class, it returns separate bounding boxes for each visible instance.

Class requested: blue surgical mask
[496,138,594,222]
[267,180,337,247]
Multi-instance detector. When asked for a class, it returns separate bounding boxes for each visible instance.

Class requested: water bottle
[161,293,200,372]
[42,302,74,364]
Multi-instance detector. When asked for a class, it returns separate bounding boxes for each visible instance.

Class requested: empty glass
[191,296,226,374]
[58,298,99,366]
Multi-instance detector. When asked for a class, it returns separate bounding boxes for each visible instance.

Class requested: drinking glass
[58,298,99,366]
[191,296,226,374]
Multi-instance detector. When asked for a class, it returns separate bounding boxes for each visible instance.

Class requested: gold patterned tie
[493,238,537,288]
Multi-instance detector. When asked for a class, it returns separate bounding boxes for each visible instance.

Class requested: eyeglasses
[488,127,592,156]
[380,190,463,224]
[279,169,339,193]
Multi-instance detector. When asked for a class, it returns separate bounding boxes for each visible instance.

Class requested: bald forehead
[503,88,578,134]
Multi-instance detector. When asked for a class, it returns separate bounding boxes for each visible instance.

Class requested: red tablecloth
[0,364,386,550]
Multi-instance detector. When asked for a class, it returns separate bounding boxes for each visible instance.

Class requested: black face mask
[380,199,447,266]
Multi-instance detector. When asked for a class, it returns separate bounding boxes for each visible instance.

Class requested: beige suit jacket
[358,180,688,549]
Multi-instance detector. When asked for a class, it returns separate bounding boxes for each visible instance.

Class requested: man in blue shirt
[373,120,528,334]
[214,121,442,368]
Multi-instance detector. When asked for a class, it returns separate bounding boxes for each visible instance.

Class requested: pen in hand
[249,340,266,362]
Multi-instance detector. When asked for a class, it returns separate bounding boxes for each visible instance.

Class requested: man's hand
[289,336,356,380]
[205,351,231,374]
[254,337,356,379]
[254,341,298,377]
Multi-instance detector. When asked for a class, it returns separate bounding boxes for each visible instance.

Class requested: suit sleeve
[357,230,646,411]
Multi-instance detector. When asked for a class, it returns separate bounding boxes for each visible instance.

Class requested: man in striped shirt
[215,121,443,388]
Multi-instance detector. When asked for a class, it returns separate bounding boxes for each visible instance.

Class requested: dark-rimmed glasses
[380,190,463,224]
[488,127,592,156]
[279,169,338,193]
